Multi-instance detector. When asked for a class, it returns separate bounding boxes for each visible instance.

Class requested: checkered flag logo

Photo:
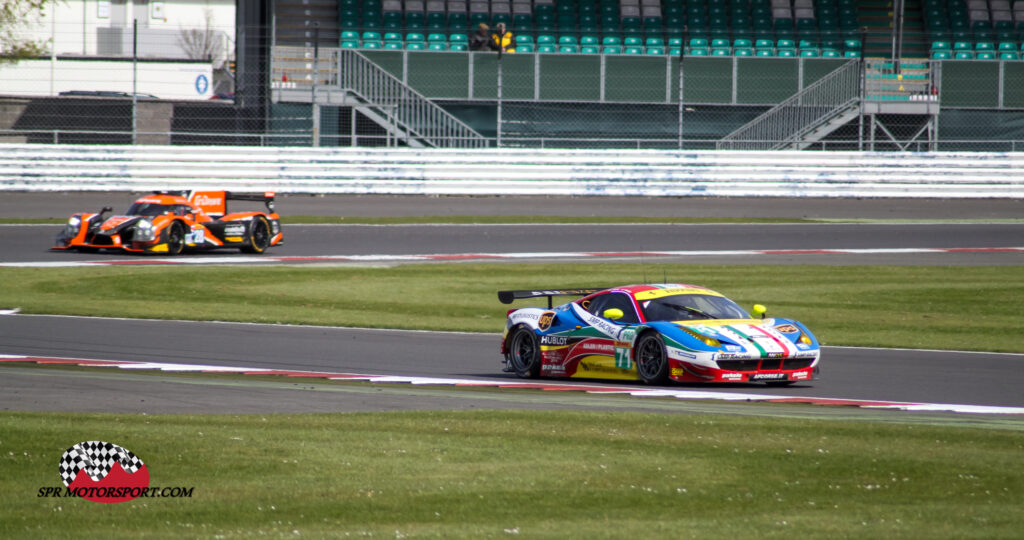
[59,441,145,487]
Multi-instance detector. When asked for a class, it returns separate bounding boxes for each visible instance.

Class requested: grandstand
[273,0,1024,59]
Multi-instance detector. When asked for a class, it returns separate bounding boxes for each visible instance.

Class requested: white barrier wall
[2,144,1023,198]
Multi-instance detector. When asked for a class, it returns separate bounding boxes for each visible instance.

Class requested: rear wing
[186,191,276,217]
[498,288,605,308]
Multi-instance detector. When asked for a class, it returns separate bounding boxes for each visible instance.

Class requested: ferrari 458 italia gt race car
[52,191,282,255]
[499,284,820,385]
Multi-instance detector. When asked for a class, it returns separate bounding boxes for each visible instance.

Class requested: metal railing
[716,59,862,150]
[336,49,487,148]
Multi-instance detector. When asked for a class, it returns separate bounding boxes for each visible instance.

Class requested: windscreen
[127,203,191,217]
[639,294,750,321]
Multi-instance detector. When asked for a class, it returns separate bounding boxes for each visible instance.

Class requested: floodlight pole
[132,19,138,145]
[312,22,320,147]
[677,26,687,149]
[496,28,505,148]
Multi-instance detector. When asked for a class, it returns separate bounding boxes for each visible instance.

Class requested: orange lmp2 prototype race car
[52,191,283,255]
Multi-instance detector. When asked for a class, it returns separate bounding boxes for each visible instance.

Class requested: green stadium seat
[341,40,360,49]
[602,45,622,54]
[976,41,995,51]
[953,41,972,51]
[976,51,996,59]
[406,42,426,50]
[581,35,600,46]
[406,32,426,43]
[449,43,467,51]
[537,34,556,45]
[624,46,644,54]
[624,36,643,47]
[559,35,578,46]
[777,38,796,50]
[756,48,775,56]
[383,41,402,49]
[734,47,753,55]
[342,30,360,42]
[733,38,753,49]
[537,44,557,53]
[516,34,534,46]
[646,37,665,48]
[668,47,682,55]
[602,36,622,46]
[777,48,795,56]
[646,46,666,54]
[581,45,600,53]
[688,47,710,55]
[799,48,819,57]
[998,41,1017,51]
[428,33,447,43]
[517,44,535,52]
[559,44,579,53]
[821,48,840,57]
[428,42,447,50]
[930,40,951,52]
[999,51,1019,59]
[955,51,974,59]
[931,50,952,59]
[843,49,861,58]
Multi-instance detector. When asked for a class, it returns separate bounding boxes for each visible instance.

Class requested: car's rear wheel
[506,326,542,378]
[166,222,186,255]
[635,332,669,385]
[241,216,271,254]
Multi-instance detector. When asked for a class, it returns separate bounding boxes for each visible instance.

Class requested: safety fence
[1,144,1022,198]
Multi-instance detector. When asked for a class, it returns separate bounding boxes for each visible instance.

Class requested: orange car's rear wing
[187,191,276,216]
[498,288,605,308]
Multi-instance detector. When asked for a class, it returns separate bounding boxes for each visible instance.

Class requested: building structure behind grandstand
[2,0,1024,149]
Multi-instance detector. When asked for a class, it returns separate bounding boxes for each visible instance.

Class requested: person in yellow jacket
[489,22,514,53]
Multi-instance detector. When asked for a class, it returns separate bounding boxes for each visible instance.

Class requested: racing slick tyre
[635,332,669,385]
[166,221,186,255]
[241,216,271,254]
[506,326,542,379]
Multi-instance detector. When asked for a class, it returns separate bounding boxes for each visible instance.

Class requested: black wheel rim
[510,331,536,372]
[168,224,184,254]
[252,219,269,249]
[636,336,664,380]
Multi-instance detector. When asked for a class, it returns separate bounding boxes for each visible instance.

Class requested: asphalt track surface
[1,194,1023,416]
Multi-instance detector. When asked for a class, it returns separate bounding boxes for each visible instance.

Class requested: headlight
[678,326,721,347]
[62,216,81,237]
[134,219,156,241]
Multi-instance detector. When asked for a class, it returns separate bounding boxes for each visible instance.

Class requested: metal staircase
[271,47,487,148]
[717,59,862,150]
[337,49,487,148]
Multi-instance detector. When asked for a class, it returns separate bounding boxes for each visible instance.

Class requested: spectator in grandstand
[469,24,491,50]
[489,22,514,53]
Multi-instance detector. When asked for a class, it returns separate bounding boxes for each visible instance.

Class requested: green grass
[1,264,1022,352]
[1,410,1022,539]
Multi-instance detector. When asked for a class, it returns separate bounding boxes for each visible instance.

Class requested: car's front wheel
[506,326,542,378]
[635,332,669,385]
[166,221,186,255]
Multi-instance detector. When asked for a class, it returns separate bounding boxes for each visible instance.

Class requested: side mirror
[603,308,624,320]
[752,304,767,319]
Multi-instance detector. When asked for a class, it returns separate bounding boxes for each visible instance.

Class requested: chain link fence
[4,21,1024,149]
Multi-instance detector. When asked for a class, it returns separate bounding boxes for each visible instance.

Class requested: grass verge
[1,410,1022,539]
[0,264,1022,352]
